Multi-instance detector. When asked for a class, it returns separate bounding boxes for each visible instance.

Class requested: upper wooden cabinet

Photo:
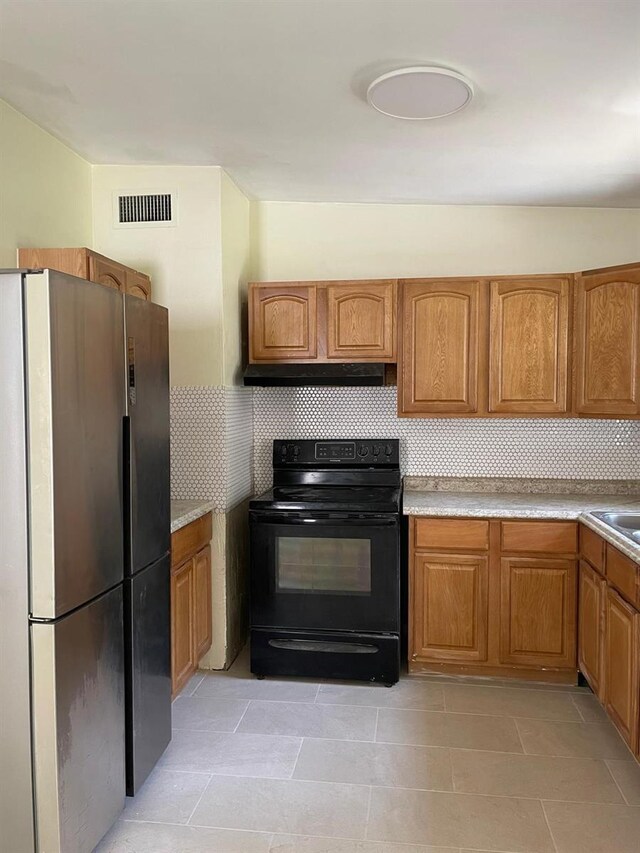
[327,281,395,359]
[250,284,318,361]
[399,279,486,415]
[248,280,396,363]
[489,277,570,414]
[574,263,640,417]
[17,247,152,301]
[126,268,152,301]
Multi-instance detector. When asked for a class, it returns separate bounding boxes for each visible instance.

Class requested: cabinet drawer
[171,512,213,571]
[414,518,489,551]
[501,521,577,554]
[580,524,605,574]
[606,544,639,605]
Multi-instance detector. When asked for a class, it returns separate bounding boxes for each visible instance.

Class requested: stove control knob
[293,444,300,456]
[373,444,381,456]
[385,444,393,456]
[358,445,369,457]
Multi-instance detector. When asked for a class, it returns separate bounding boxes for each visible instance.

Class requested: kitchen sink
[593,512,640,545]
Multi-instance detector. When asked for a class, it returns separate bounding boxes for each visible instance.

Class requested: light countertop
[403,489,640,520]
[403,481,640,564]
[171,500,215,533]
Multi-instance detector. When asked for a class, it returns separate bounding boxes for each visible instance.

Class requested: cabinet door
[326,281,396,360]
[489,277,570,413]
[578,560,606,698]
[88,253,127,292]
[500,558,577,668]
[193,545,212,661]
[126,269,152,301]
[250,284,317,361]
[412,552,489,662]
[399,279,486,415]
[575,264,640,416]
[171,560,195,697]
[604,587,639,750]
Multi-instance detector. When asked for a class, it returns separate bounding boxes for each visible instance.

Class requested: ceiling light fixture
[367,66,474,120]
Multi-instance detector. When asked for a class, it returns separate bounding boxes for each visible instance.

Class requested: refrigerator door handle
[127,336,136,406]
[123,414,134,575]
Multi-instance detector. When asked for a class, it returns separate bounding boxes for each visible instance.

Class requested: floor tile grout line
[288,737,305,780]
[604,759,633,805]
[165,727,634,759]
[570,692,587,722]
[231,700,252,733]
[540,799,560,853]
[373,707,379,742]
[513,715,527,755]
[363,784,373,842]
[224,696,591,721]
[183,772,214,827]
[144,770,640,806]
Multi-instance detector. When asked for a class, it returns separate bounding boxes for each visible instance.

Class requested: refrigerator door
[25,271,126,619]
[124,295,170,575]
[31,585,125,853]
[124,553,172,795]
[0,272,35,852]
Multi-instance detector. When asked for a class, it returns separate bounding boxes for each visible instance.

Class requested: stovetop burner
[250,439,402,514]
[250,484,401,514]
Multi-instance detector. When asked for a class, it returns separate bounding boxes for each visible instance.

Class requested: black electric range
[249,439,402,685]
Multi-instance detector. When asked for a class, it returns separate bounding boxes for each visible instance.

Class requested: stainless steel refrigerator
[0,269,171,853]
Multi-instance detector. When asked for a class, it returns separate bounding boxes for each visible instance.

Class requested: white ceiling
[1,0,639,206]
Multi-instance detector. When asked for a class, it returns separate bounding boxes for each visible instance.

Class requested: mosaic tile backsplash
[253,387,640,492]
[170,386,253,509]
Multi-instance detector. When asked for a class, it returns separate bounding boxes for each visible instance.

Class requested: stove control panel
[273,439,400,466]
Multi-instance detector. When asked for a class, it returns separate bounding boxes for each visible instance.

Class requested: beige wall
[0,99,92,268]
[253,201,640,280]
[221,172,252,385]
[92,165,224,387]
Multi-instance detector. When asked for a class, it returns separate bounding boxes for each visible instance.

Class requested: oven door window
[251,514,399,633]
[276,537,371,595]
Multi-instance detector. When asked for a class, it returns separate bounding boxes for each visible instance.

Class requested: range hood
[243,363,386,387]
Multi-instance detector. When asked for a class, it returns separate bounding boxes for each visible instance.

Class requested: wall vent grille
[113,191,176,227]
[118,193,172,223]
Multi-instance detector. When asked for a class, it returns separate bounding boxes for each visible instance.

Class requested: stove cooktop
[250,484,402,514]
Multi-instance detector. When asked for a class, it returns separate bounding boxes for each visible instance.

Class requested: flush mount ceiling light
[367,66,474,120]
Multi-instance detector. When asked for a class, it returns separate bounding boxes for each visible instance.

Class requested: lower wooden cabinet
[412,553,489,663]
[171,513,213,698]
[578,559,606,698]
[579,523,640,757]
[172,559,196,695]
[499,557,577,668]
[604,587,639,752]
[409,517,578,681]
[193,545,213,660]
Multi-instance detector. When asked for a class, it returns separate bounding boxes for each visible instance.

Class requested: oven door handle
[251,514,398,527]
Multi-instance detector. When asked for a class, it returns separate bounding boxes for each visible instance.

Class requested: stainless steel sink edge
[591,511,640,546]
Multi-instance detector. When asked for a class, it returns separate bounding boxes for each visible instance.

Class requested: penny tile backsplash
[170,386,640,501]
[252,387,640,492]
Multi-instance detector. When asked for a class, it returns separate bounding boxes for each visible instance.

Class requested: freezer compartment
[251,627,400,684]
[124,554,172,795]
[31,584,125,853]
[26,271,126,618]
[124,295,170,575]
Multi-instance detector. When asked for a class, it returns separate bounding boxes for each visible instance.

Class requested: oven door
[250,511,399,634]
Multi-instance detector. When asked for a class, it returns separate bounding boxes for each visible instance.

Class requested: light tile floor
[97,645,640,853]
